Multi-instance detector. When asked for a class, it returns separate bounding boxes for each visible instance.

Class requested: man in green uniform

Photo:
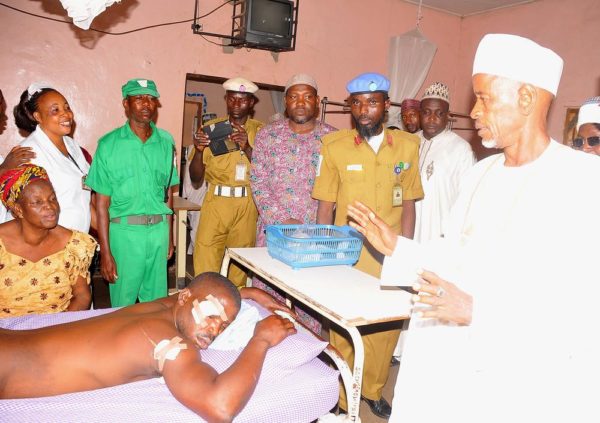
[87,78,179,307]
[312,72,423,418]
[189,77,263,288]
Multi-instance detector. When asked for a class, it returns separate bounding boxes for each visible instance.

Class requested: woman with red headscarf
[0,164,96,317]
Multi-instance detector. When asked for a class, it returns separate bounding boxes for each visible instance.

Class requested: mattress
[0,301,339,422]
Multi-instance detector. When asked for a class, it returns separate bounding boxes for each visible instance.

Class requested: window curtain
[269,91,286,122]
[387,28,437,129]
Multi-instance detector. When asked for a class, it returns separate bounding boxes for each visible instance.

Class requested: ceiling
[402,0,538,17]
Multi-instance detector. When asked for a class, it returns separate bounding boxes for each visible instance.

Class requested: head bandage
[472,34,563,96]
[191,294,228,328]
[153,336,188,372]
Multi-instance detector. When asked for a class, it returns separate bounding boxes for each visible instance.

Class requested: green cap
[121,78,160,99]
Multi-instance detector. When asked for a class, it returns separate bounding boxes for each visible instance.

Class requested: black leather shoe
[361,396,392,419]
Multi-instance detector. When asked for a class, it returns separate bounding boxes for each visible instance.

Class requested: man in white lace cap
[414,82,475,243]
[573,96,600,155]
[346,33,600,422]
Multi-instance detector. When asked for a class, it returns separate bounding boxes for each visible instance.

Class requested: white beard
[482,139,498,149]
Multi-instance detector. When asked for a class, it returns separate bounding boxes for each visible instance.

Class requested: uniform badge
[394,161,410,175]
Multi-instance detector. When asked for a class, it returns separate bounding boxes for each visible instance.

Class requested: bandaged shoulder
[153,336,188,372]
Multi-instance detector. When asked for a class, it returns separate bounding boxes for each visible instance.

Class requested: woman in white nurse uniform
[14,83,92,232]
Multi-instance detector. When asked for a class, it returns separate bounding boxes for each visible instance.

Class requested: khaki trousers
[331,244,400,407]
[193,191,257,287]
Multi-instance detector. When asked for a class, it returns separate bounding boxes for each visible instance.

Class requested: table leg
[175,209,187,290]
[220,249,231,277]
[346,326,364,422]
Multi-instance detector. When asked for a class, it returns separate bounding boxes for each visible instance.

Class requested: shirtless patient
[0,272,297,422]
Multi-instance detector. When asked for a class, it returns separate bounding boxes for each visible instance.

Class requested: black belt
[110,215,164,225]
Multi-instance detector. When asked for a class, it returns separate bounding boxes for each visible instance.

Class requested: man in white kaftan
[348,34,600,423]
[387,140,599,423]
[414,82,474,242]
[414,128,474,242]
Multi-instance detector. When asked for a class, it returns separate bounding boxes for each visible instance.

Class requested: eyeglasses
[573,136,600,148]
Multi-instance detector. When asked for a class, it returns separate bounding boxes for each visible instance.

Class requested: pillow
[200,300,329,380]
[208,301,260,351]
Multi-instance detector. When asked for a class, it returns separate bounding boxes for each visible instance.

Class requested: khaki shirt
[312,128,423,276]
[190,117,263,187]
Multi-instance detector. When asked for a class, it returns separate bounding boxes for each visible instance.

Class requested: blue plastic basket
[265,224,364,269]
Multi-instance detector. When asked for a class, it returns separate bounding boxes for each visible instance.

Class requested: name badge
[235,163,247,181]
[347,164,363,171]
[392,185,403,207]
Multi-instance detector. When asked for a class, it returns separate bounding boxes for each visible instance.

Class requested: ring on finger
[436,287,446,297]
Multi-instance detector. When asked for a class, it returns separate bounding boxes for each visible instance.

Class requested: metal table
[220,247,412,422]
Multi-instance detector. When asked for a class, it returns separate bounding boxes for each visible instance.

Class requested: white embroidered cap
[576,97,600,130]
[472,34,563,96]
[422,82,449,103]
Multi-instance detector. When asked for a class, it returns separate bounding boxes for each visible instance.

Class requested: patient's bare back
[0,299,183,399]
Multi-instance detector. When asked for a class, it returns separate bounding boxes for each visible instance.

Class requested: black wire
[0,0,234,36]
[200,35,226,47]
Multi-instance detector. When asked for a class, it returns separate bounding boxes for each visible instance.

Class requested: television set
[241,0,295,50]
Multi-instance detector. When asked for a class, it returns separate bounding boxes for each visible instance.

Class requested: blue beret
[346,72,390,94]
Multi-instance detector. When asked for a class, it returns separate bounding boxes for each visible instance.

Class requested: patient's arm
[240,287,294,316]
[163,315,296,422]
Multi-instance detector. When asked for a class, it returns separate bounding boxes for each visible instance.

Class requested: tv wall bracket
[192,0,299,52]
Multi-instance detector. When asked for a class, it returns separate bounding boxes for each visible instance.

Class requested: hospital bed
[0,301,339,422]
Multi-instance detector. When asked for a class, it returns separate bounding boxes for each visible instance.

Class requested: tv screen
[245,0,294,49]
[250,0,292,36]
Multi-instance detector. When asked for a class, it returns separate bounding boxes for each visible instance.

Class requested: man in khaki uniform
[189,77,263,287]
[313,72,423,418]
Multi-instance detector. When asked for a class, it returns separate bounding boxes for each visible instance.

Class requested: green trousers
[109,219,169,307]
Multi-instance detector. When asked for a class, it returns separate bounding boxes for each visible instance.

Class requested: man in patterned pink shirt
[250,74,336,333]
[251,74,336,247]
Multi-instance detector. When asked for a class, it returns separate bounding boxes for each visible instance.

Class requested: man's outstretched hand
[347,201,397,256]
